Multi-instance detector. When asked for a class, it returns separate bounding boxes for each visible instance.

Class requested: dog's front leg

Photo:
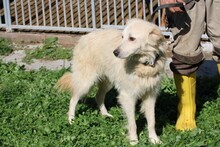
[141,95,162,144]
[118,92,138,145]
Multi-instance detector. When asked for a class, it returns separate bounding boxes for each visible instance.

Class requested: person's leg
[205,0,220,73]
[166,0,205,130]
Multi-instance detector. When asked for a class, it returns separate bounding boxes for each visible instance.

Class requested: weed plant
[0,62,219,146]
[0,38,13,55]
[23,37,72,63]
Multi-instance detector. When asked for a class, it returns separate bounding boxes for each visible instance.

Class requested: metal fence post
[91,0,96,29]
[3,0,12,32]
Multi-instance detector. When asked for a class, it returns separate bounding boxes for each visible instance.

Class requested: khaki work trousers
[167,0,220,75]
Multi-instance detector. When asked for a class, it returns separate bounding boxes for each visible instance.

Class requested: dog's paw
[130,140,138,146]
[101,112,113,118]
[128,134,138,145]
[68,114,75,125]
[149,137,162,144]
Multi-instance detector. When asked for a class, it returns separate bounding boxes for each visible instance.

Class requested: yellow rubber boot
[174,72,197,131]
[217,64,220,74]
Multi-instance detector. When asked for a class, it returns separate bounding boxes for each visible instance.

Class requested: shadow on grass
[78,86,177,137]
[73,61,220,139]
[76,88,119,116]
[77,84,178,137]
[154,60,220,135]
[196,75,220,114]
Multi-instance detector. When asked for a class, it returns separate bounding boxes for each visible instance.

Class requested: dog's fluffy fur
[57,19,167,145]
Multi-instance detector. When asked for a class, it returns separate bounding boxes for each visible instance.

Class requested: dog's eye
[129,36,136,41]
[122,35,124,39]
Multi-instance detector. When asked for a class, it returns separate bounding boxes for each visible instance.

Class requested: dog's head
[113,19,166,65]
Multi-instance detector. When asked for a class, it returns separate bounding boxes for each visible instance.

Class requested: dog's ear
[148,28,164,46]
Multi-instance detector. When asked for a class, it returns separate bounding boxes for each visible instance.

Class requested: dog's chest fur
[104,59,164,98]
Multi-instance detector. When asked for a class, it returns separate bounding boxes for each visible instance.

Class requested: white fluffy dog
[57,18,167,145]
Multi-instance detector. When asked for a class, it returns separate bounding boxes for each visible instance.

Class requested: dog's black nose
[113,49,120,57]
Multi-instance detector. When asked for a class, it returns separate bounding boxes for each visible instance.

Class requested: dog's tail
[56,72,73,93]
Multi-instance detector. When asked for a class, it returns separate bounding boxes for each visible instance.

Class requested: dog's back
[57,29,123,93]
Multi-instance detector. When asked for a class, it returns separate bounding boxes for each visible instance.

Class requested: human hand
[160,0,186,13]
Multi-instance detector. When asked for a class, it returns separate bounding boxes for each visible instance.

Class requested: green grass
[23,37,72,63]
[0,38,13,56]
[0,62,220,146]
